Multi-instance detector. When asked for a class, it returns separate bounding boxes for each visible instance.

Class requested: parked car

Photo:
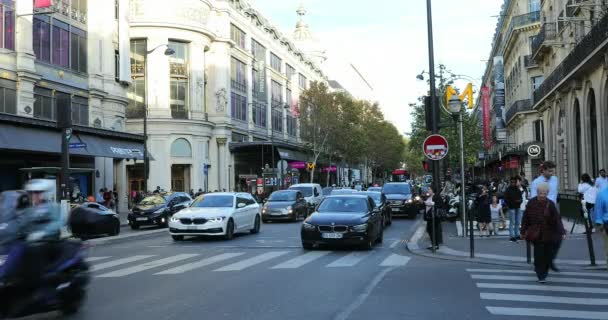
[301,195,383,250]
[169,192,261,241]
[128,192,192,229]
[262,190,308,222]
[69,202,120,239]
[322,187,334,196]
[367,187,382,193]
[382,182,418,219]
[362,191,392,227]
[288,183,323,213]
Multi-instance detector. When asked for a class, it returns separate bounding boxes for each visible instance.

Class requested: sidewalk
[407,218,607,270]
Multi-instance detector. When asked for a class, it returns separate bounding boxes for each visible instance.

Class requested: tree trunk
[326,154,332,187]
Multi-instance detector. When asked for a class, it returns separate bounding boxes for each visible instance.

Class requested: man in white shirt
[596,169,608,192]
[530,161,559,204]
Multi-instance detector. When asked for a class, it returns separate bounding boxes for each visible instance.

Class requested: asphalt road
[17,218,608,320]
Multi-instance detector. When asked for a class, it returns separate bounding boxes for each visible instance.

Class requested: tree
[402,137,424,176]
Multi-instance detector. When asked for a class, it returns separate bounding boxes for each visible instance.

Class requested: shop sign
[290,161,306,169]
[527,145,541,158]
[322,166,337,172]
[239,174,258,180]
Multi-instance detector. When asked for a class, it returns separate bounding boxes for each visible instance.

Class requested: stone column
[217,137,228,191]
[15,0,38,118]
[115,160,129,213]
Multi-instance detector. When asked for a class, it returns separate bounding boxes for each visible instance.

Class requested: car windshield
[191,195,234,208]
[318,197,368,213]
[139,196,165,206]
[289,186,312,197]
[322,187,333,195]
[331,189,358,195]
[269,191,297,201]
[368,187,382,192]
[364,192,381,204]
[382,184,411,195]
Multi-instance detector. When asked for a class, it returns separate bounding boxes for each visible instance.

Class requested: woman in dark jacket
[476,186,491,236]
[521,182,566,283]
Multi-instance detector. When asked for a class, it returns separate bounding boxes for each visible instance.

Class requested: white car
[168,193,261,241]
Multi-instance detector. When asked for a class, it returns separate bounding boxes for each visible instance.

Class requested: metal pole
[459,113,473,258]
[143,51,149,194]
[426,0,439,255]
[61,127,71,200]
[583,207,596,266]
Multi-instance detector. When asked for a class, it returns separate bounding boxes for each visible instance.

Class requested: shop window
[0,79,16,115]
[33,87,55,121]
[33,17,87,73]
[71,95,88,126]
[171,138,192,157]
[0,0,15,50]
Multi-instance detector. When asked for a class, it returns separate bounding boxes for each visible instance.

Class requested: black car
[128,192,192,229]
[382,182,418,218]
[69,202,121,239]
[301,195,383,250]
[262,190,308,222]
[362,191,392,227]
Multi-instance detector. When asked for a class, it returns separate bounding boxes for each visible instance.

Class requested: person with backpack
[505,176,524,242]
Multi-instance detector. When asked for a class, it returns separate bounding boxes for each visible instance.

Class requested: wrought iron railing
[524,55,537,67]
[505,99,532,123]
[500,11,540,53]
[531,22,558,57]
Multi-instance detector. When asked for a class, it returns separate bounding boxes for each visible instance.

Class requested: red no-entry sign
[423,134,449,161]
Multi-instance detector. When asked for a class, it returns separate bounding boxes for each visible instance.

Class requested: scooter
[0,239,90,318]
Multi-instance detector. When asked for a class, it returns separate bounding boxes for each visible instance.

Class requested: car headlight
[406,199,413,204]
[262,207,268,214]
[208,217,226,223]
[302,222,316,230]
[351,223,368,232]
[415,196,421,201]
[154,208,166,214]
[286,206,293,213]
[170,216,179,222]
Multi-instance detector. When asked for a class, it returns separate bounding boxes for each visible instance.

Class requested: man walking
[594,185,608,270]
[530,161,558,204]
[596,169,608,192]
[504,176,523,242]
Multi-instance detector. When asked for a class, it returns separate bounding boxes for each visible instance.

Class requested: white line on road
[155,253,245,275]
[472,274,608,285]
[85,256,111,262]
[389,240,401,249]
[476,283,608,294]
[379,254,410,267]
[480,293,608,306]
[326,252,370,268]
[96,254,199,277]
[214,251,289,272]
[333,267,395,320]
[467,268,608,278]
[91,255,156,272]
[486,307,608,319]
[271,251,330,269]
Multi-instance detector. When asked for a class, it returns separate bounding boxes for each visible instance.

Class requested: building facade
[126,0,325,194]
[0,0,139,212]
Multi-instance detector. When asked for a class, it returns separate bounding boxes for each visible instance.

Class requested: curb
[405,222,607,271]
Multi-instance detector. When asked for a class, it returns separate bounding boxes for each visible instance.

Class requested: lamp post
[448,95,473,258]
[142,44,175,193]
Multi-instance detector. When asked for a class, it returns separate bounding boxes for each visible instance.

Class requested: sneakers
[537,279,546,284]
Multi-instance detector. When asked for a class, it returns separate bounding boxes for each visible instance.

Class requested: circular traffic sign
[423,134,449,161]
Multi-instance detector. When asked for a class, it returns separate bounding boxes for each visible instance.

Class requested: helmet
[24,179,55,193]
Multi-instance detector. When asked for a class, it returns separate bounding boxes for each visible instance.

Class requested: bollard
[583,213,596,266]
[526,240,531,264]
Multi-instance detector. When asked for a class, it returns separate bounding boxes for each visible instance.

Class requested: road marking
[379,254,410,267]
[467,268,608,278]
[327,252,370,268]
[271,251,330,269]
[472,274,608,285]
[333,267,395,320]
[96,254,199,277]
[476,283,608,294]
[85,256,111,262]
[155,253,245,275]
[480,293,608,306]
[389,240,401,249]
[486,307,608,319]
[214,251,289,272]
[91,255,156,272]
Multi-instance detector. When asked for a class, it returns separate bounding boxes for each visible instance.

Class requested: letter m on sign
[35,0,52,9]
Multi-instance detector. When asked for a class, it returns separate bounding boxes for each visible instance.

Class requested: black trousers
[426,219,443,246]
[533,241,560,280]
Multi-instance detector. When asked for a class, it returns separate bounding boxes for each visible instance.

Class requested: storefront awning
[276,147,309,162]
[0,124,145,160]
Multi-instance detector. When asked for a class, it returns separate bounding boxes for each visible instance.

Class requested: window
[232,132,248,142]
[114,0,119,20]
[33,17,51,62]
[252,68,265,100]
[231,91,247,122]
[128,39,146,118]
[33,87,55,121]
[531,76,543,98]
[298,73,307,89]
[0,79,16,115]
[114,49,120,81]
[287,115,296,136]
[533,120,544,142]
[272,108,283,133]
[171,138,192,157]
[286,64,296,82]
[252,101,266,128]
[251,39,265,61]
[270,52,281,72]
[33,17,87,73]
[71,95,88,126]
[230,24,246,49]
[529,0,540,13]
[230,57,247,93]
[0,0,15,50]
[70,25,86,72]
[52,19,69,67]
[271,80,282,107]
[168,41,189,119]
[286,88,292,109]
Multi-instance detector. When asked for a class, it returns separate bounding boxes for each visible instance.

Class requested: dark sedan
[362,191,392,227]
[382,182,418,218]
[128,192,192,229]
[301,195,383,250]
[262,190,308,222]
[69,202,120,239]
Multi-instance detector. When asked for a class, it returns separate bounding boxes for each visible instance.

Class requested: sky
[251,0,504,135]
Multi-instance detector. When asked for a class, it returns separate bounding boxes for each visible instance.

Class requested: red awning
[392,169,408,175]
[34,0,52,9]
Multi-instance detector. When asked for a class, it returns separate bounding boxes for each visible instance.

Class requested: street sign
[203,164,208,175]
[68,142,86,149]
[527,144,541,157]
[423,134,449,161]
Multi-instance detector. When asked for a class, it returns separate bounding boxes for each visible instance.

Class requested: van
[288,183,323,213]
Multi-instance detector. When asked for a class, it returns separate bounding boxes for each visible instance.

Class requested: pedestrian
[505,176,524,242]
[103,188,113,209]
[521,182,566,283]
[578,173,597,232]
[489,195,502,236]
[476,185,491,237]
[153,186,161,194]
[96,188,104,203]
[195,188,203,197]
[423,187,443,250]
[596,169,608,192]
[529,161,558,204]
[593,185,608,270]
[189,189,195,197]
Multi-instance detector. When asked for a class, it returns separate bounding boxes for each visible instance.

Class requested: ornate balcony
[531,22,558,60]
[506,99,532,124]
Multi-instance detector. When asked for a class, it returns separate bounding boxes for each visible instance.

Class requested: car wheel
[376,230,384,244]
[387,213,393,226]
[112,221,120,236]
[302,242,313,250]
[130,223,139,230]
[224,219,235,240]
[172,235,184,241]
[362,235,374,250]
[250,215,261,234]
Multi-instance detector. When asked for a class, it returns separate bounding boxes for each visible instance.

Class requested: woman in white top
[489,195,502,236]
[578,173,597,232]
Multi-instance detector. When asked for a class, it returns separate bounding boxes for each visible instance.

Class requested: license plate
[392,208,400,212]
[271,212,284,216]
[136,217,148,221]
[186,226,198,230]
[321,233,343,239]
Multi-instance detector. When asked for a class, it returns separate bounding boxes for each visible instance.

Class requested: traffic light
[424,96,439,131]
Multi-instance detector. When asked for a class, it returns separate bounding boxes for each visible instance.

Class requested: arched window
[93,118,102,128]
[588,89,598,176]
[574,99,582,178]
[170,138,192,157]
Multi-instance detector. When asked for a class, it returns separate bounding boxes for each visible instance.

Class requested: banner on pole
[481,86,492,150]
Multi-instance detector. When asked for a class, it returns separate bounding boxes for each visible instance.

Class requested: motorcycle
[444,193,460,222]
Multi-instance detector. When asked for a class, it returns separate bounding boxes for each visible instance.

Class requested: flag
[34,0,52,9]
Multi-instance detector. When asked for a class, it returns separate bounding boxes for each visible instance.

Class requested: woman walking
[489,195,502,236]
[578,173,597,233]
[424,187,443,250]
[521,183,566,283]
[476,186,491,237]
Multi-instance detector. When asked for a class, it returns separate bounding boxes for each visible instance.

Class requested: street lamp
[142,44,175,193]
[448,94,473,258]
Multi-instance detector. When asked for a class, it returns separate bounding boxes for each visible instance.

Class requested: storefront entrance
[171,164,190,192]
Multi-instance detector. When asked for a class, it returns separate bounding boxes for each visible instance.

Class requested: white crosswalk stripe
[91,255,156,272]
[97,254,199,277]
[86,256,112,263]
[379,254,410,267]
[155,253,245,275]
[271,251,330,269]
[468,268,608,319]
[214,251,290,272]
[326,252,371,268]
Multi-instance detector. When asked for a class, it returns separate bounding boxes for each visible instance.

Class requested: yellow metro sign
[445,83,474,109]
[306,163,316,171]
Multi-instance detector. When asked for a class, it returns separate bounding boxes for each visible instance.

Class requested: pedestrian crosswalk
[467,268,608,319]
[80,251,411,279]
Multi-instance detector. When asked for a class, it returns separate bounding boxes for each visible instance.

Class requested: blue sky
[252,0,504,135]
